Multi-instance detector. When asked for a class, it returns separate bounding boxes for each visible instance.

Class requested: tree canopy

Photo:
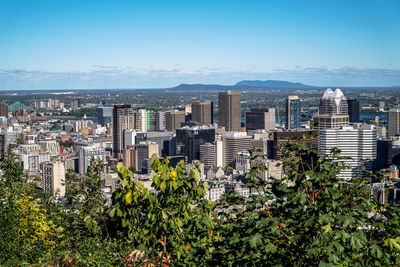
[1,137,400,265]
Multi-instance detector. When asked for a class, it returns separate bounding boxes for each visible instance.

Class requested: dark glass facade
[176,127,215,162]
[285,96,301,130]
[97,106,113,126]
[347,99,360,123]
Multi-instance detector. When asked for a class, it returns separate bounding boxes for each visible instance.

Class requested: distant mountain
[166,84,230,91]
[166,80,321,92]
[235,80,316,89]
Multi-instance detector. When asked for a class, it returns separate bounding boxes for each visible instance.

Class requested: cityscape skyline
[1,0,400,89]
[2,1,400,265]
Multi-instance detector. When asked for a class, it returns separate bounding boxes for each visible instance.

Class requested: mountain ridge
[235,80,316,88]
[166,80,319,91]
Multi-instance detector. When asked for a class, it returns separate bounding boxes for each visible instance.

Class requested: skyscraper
[377,139,393,170]
[200,143,216,171]
[122,141,159,173]
[347,99,360,123]
[319,125,377,180]
[319,89,348,115]
[70,99,79,110]
[313,89,349,130]
[155,111,166,131]
[137,109,147,132]
[246,107,275,131]
[388,109,400,139]
[42,161,66,198]
[192,101,214,126]
[0,134,5,155]
[146,111,156,131]
[79,144,106,174]
[124,129,137,149]
[0,102,8,117]
[97,106,113,126]
[223,132,252,167]
[218,91,241,131]
[135,131,174,156]
[137,141,159,173]
[165,111,185,131]
[176,126,215,162]
[285,96,301,130]
[113,105,135,159]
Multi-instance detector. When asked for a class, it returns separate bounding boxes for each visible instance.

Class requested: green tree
[0,149,23,186]
[52,158,124,266]
[210,132,400,265]
[111,156,215,265]
[0,151,62,265]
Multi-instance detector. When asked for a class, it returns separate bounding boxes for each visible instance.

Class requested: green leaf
[350,235,363,250]
[370,244,383,258]
[321,223,332,232]
[162,210,167,220]
[177,218,183,227]
[342,216,355,228]
[300,193,307,205]
[249,233,262,248]
[385,237,400,251]
[116,207,123,217]
[109,207,116,217]
[160,181,166,192]
[172,181,178,190]
[203,181,209,193]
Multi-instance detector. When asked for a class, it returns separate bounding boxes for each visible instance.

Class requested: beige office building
[192,101,213,126]
[200,143,216,171]
[223,132,252,167]
[42,161,65,198]
[165,111,185,131]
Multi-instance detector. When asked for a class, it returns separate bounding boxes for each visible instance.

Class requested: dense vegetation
[1,136,400,265]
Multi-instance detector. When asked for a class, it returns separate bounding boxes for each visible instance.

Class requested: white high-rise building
[79,144,106,174]
[124,129,137,149]
[138,109,147,132]
[319,125,376,180]
[215,135,224,167]
[23,154,50,171]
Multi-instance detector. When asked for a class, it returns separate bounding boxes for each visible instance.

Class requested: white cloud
[0,66,399,90]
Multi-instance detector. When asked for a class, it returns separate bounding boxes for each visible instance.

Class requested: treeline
[1,135,400,265]
[66,108,98,118]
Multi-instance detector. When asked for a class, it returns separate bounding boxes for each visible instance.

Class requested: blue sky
[0,0,399,89]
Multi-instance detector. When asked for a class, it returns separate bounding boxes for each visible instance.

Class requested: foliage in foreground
[211,135,400,266]
[1,134,400,265]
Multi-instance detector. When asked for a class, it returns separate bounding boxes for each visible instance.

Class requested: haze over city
[1,0,400,89]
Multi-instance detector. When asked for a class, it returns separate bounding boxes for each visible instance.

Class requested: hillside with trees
[1,136,400,265]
